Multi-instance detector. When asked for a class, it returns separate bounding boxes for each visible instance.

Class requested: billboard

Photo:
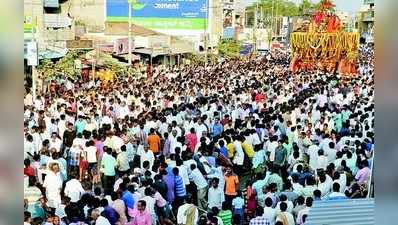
[106,0,208,30]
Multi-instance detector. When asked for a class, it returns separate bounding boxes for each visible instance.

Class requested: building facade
[357,0,374,40]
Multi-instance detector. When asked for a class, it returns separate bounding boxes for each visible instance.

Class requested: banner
[113,38,129,55]
[27,42,38,66]
[106,0,208,30]
[24,15,37,33]
[66,40,94,49]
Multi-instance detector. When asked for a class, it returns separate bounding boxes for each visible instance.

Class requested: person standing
[249,207,270,225]
[147,128,161,155]
[63,171,84,203]
[131,200,152,225]
[207,178,225,210]
[173,167,187,210]
[101,147,117,194]
[116,145,130,177]
[43,163,63,209]
[224,166,239,206]
[190,164,208,210]
[218,202,232,225]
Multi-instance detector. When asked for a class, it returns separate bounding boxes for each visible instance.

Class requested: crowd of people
[24,43,374,225]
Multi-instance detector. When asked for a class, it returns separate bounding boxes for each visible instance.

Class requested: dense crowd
[24,44,374,225]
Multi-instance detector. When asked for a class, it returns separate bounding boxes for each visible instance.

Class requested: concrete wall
[68,0,106,32]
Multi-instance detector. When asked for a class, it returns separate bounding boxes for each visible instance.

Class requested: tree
[37,59,56,80]
[217,39,240,59]
[54,50,83,78]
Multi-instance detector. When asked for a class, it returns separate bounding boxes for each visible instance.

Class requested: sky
[244,0,363,14]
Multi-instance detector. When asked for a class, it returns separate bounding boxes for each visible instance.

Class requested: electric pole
[128,0,134,65]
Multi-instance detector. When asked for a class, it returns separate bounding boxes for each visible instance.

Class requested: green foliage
[247,0,320,18]
[54,50,82,78]
[38,50,85,80]
[218,40,240,59]
[37,59,56,79]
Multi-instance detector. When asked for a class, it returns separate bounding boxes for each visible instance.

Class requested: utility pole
[31,0,38,100]
[204,0,209,67]
[269,0,275,49]
[254,2,258,55]
[128,0,134,65]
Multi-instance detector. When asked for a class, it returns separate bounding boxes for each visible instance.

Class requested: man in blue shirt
[218,140,228,158]
[119,182,135,217]
[212,118,224,138]
[100,198,120,225]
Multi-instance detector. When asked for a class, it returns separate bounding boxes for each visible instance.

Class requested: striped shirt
[174,175,186,197]
[249,216,271,225]
[218,210,232,225]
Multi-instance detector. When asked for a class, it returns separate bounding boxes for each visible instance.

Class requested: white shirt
[268,141,278,162]
[140,150,154,169]
[177,203,199,225]
[263,206,277,224]
[141,195,156,215]
[307,145,320,170]
[191,168,208,189]
[64,179,85,202]
[85,146,97,163]
[177,165,190,186]
[207,186,225,209]
[232,140,244,165]
[95,216,111,225]
[49,138,62,152]
[316,155,329,170]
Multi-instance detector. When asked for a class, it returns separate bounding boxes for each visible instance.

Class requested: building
[104,0,223,52]
[357,0,374,40]
[24,0,75,60]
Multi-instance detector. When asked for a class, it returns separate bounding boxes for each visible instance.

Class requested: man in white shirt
[207,178,225,210]
[296,197,312,225]
[190,164,208,210]
[263,197,277,224]
[49,132,62,152]
[64,172,85,202]
[139,145,154,169]
[177,199,199,225]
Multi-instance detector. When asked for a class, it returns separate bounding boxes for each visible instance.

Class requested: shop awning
[23,49,67,60]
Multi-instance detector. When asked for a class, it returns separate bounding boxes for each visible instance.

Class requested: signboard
[24,15,37,33]
[106,0,208,30]
[113,38,129,55]
[27,42,38,66]
[66,40,94,49]
[223,27,235,39]
[240,43,253,56]
[43,0,60,8]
